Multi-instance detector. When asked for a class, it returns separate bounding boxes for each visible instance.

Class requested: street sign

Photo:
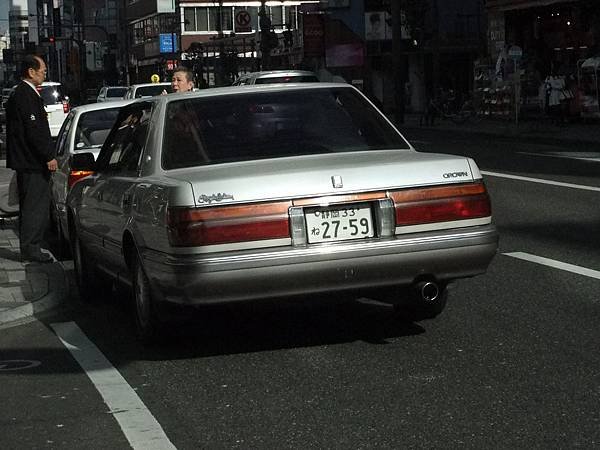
[235,10,252,33]
[151,74,160,83]
[159,34,176,53]
[508,45,522,59]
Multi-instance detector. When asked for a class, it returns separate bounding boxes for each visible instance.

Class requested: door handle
[122,193,131,208]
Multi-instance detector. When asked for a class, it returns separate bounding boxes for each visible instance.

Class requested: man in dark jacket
[6,54,58,263]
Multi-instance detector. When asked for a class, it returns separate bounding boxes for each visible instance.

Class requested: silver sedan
[66,83,498,342]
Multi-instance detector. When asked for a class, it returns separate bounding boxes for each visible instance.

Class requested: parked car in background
[231,70,319,86]
[38,81,70,137]
[51,99,132,255]
[123,82,172,99]
[66,83,498,343]
[97,86,128,102]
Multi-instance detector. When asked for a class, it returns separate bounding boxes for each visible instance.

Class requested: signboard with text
[160,34,176,53]
[303,14,325,58]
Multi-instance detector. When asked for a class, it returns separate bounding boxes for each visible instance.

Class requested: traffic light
[40,36,55,44]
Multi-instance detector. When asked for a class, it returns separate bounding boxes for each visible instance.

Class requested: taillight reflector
[168,201,292,246]
[68,170,93,188]
[389,182,491,226]
[62,100,70,113]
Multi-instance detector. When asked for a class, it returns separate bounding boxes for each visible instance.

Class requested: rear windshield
[38,84,66,104]
[162,86,409,170]
[135,85,171,98]
[74,108,121,149]
[255,75,319,84]
[107,87,128,98]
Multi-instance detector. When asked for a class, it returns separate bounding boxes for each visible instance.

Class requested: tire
[71,233,102,302]
[394,284,448,322]
[51,208,71,260]
[132,253,160,344]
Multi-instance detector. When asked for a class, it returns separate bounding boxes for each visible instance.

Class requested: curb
[0,261,69,328]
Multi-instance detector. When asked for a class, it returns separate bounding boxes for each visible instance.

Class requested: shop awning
[486,0,579,11]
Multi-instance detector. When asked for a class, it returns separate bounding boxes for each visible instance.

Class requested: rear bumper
[142,225,498,305]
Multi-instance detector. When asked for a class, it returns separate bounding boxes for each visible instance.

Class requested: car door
[51,111,75,224]
[86,102,153,272]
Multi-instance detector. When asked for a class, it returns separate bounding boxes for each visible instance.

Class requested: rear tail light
[68,170,93,188]
[167,201,292,246]
[389,182,491,227]
[62,100,70,113]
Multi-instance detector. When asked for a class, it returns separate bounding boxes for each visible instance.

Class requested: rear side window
[38,85,65,104]
[162,86,410,170]
[96,103,153,174]
[107,87,127,98]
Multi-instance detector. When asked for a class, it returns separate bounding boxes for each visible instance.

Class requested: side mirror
[70,152,96,171]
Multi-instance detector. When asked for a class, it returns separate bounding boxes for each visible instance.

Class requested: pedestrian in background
[162,67,195,95]
[5,54,57,263]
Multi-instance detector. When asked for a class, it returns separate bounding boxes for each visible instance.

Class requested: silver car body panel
[140,225,497,304]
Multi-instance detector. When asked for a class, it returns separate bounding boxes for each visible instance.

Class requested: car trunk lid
[164,150,477,207]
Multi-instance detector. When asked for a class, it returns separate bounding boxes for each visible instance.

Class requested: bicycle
[420,92,481,126]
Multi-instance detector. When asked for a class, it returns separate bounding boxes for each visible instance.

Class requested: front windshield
[74,109,121,149]
[162,86,410,170]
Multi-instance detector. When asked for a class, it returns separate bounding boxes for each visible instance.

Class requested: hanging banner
[303,14,325,58]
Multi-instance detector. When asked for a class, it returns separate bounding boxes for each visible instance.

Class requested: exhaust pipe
[414,281,439,303]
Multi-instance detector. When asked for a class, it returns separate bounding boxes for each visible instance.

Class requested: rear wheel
[132,253,160,344]
[71,233,101,302]
[51,206,71,260]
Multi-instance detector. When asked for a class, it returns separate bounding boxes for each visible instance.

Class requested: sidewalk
[0,216,69,329]
[0,158,69,329]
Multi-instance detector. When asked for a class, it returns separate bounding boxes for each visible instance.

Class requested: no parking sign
[235,10,252,33]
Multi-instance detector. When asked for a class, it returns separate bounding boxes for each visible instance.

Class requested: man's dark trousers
[17,170,51,258]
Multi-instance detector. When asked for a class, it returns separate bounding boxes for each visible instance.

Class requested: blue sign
[160,34,177,53]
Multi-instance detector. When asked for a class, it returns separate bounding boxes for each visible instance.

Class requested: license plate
[305,203,374,243]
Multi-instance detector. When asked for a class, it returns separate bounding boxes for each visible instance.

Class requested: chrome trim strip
[395,217,491,234]
[163,226,497,267]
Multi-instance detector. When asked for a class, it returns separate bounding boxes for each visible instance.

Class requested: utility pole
[259,1,272,71]
[391,0,405,125]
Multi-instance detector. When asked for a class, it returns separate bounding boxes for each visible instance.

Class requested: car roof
[71,99,134,114]
[254,70,317,77]
[130,82,171,88]
[150,82,351,104]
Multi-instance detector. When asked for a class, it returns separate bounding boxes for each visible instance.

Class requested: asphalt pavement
[0,113,598,328]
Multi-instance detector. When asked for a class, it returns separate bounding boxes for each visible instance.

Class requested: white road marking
[51,322,176,450]
[504,252,600,280]
[517,151,600,162]
[481,170,600,192]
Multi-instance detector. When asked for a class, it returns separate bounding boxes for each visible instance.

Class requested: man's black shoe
[22,252,53,263]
